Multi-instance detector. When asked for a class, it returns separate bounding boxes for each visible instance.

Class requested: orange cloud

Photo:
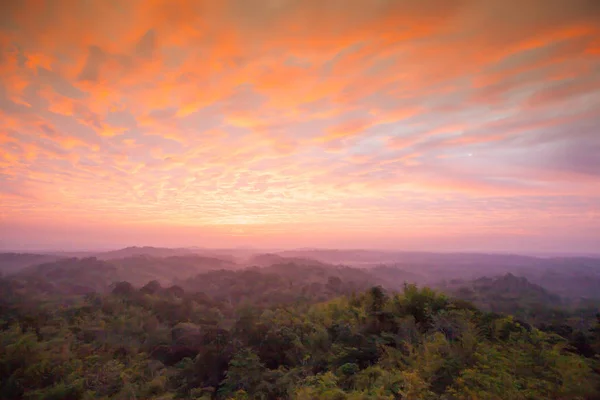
[322,117,375,142]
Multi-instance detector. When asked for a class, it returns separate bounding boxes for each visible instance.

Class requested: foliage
[0,269,599,400]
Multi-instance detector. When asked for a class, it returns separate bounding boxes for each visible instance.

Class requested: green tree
[220,349,266,398]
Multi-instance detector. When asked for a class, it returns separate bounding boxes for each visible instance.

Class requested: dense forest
[1,248,600,399]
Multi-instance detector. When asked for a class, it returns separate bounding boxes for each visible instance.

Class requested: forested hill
[1,270,600,398]
[3,249,600,301]
[7,254,239,294]
[439,273,562,312]
[0,253,65,275]
[175,264,377,307]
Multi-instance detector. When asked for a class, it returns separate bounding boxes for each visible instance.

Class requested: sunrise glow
[1,0,599,252]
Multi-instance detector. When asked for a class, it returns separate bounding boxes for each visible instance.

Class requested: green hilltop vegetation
[0,249,599,399]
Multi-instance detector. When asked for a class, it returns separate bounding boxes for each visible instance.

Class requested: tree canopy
[1,270,599,400]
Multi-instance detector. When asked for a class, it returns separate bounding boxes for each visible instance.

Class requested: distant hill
[275,249,545,267]
[369,265,429,288]
[110,254,239,285]
[278,251,600,301]
[276,249,400,265]
[519,257,600,300]
[16,257,120,295]
[245,253,327,268]
[177,262,378,306]
[440,273,562,318]
[95,246,196,260]
[10,254,240,295]
[262,262,376,285]
[4,248,599,305]
[0,253,66,275]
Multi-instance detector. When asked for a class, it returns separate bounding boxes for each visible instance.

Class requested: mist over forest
[2,247,600,399]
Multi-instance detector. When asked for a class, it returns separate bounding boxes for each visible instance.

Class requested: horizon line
[1,245,599,259]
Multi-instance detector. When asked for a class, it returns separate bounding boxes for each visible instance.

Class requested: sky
[0,0,599,252]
